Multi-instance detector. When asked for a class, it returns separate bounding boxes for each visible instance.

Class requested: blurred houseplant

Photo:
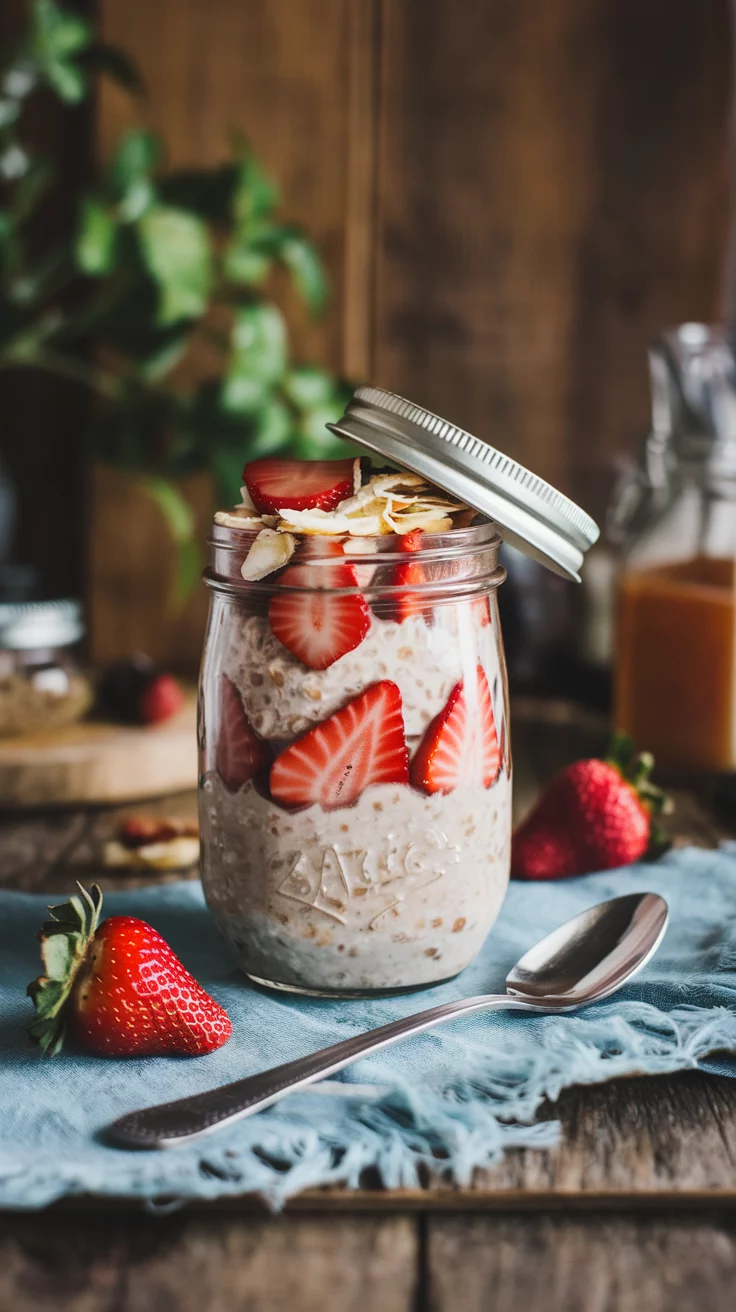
[0,0,353,622]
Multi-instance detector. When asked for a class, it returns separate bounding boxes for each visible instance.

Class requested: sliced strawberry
[392,528,427,622]
[216,674,269,792]
[473,595,492,627]
[268,547,371,670]
[410,665,500,795]
[270,680,409,810]
[243,457,355,515]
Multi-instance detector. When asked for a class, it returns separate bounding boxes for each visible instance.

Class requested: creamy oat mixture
[200,768,511,991]
[222,609,472,742]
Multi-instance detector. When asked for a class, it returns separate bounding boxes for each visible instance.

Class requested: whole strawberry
[28,884,232,1057]
[512,736,671,880]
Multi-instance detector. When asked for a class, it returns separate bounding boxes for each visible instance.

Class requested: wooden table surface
[1,701,735,1311]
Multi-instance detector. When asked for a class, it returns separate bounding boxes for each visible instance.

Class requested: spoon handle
[109,993,537,1149]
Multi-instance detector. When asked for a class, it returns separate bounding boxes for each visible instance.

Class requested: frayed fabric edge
[2,1001,735,1211]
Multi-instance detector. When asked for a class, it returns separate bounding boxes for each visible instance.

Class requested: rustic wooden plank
[375,0,732,522]
[426,1211,736,1312]
[0,1213,418,1312]
[343,0,381,379]
[467,1072,736,1202]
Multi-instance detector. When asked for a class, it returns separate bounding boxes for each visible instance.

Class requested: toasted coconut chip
[239,484,257,511]
[241,528,295,579]
[371,472,428,496]
[352,456,362,494]
[277,507,354,535]
[383,505,454,534]
[347,514,386,536]
[336,487,377,515]
[214,510,267,530]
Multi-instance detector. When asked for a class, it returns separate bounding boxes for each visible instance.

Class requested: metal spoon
[108,891,668,1149]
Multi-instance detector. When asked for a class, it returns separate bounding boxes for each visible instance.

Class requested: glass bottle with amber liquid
[613,325,736,773]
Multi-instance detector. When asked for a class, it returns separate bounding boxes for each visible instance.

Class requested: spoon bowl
[108,891,669,1149]
[506,892,669,1005]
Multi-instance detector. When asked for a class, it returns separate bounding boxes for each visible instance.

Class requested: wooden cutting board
[0,696,198,808]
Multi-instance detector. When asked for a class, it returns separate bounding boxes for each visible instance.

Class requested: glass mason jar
[613,324,736,771]
[198,519,512,996]
[0,599,92,738]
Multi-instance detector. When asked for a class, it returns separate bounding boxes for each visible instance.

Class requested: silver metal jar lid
[0,599,84,651]
[328,385,599,580]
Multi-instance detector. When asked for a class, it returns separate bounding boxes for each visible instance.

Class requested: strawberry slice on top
[410,665,500,795]
[243,457,355,515]
[270,680,409,810]
[268,547,371,670]
[216,674,269,792]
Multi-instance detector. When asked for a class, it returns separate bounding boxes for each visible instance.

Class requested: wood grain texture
[374,0,732,521]
[0,1213,417,1312]
[426,1212,736,1312]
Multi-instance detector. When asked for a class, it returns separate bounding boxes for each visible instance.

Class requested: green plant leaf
[283,365,336,411]
[138,333,190,382]
[138,206,213,325]
[276,230,328,314]
[222,302,287,414]
[33,0,91,58]
[293,393,355,461]
[172,537,201,606]
[143,475,195,542]
[234,223,328,314]
[111,130,160,188]
[143,476,202,605]
[232,145,279,227]
[75,199,117,275]
[248,397,292,457]
[222,240,271,287]
[31,0,92,103]
[0,100,19,129]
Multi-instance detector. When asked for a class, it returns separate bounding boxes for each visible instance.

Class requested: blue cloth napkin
[1,845,735,1210]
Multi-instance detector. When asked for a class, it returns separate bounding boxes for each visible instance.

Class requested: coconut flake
[214,510,266,530]
[241,529,295,580]
[277,507,353,535]
[239,484,257,511]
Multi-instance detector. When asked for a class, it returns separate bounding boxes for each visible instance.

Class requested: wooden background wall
[2,0,733,668]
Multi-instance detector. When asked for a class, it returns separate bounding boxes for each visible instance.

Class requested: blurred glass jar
[612,324,736,771]
[0,599,92,737]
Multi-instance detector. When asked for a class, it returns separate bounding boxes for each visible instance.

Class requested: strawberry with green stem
[511,734,672,880]
[28,884,232,1057]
